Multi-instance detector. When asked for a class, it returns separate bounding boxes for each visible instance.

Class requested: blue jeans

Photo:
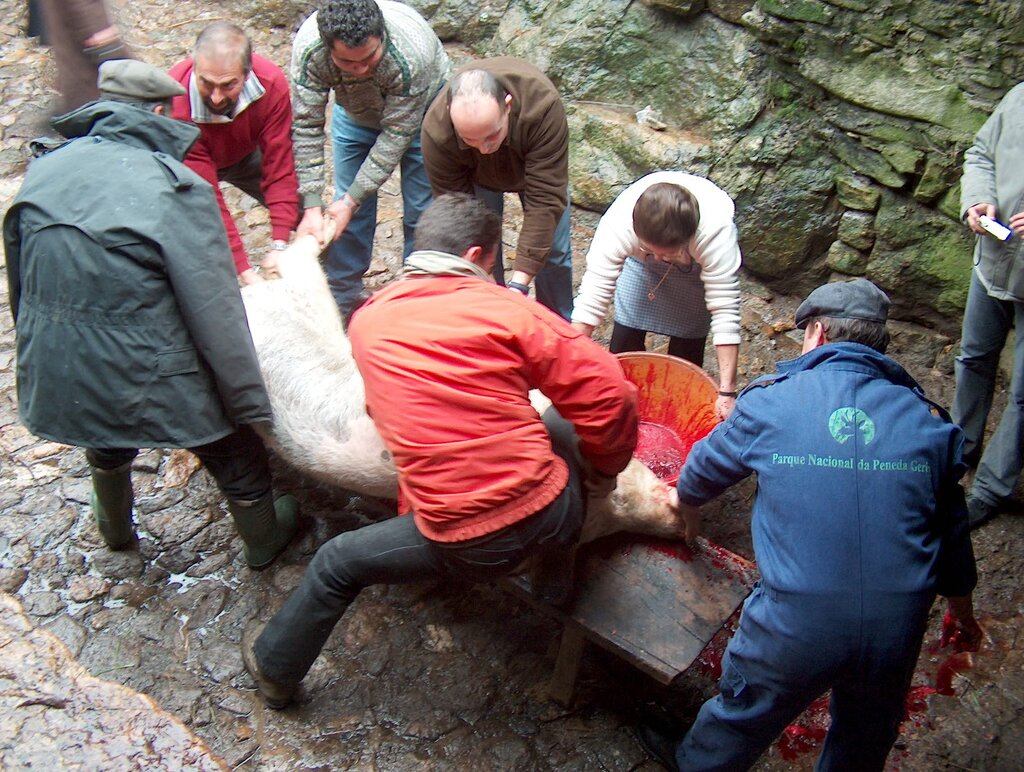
[675,584,932,771]
[326,105,433,316]
[474,186,574,321]
[952,271,1024,505]
[253,416,583,685]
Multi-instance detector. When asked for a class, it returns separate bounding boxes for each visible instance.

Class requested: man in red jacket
[170,22,299,284]
[242,193,639,709]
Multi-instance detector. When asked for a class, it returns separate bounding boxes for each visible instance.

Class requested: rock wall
[410,0,1024,332]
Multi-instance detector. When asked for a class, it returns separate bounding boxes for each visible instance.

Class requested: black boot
[89,461,135,549]
[227,494,299,570]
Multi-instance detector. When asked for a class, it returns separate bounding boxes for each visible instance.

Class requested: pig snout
[580,459,681,543]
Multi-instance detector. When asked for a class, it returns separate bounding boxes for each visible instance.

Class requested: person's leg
[475,185,506,285]
[190,425,271,500]
[815,601,931,772]
[191,426,297,570]
[667,336,707,368]
[972,297,1024,506]
[528,408,587,605]
[399,132,432,261]
[952,272,1011,469]
[675,587,832,770]
[85,447,138,548]
[217,149,265,204]
[532,191,574,321]
[253,513,448,685]
[326,105,380,316]
[609,321,649,354]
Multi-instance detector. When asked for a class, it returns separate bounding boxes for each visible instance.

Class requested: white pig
[240,235,684,542]
[240,234,397,499]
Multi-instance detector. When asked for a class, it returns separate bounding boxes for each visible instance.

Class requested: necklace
[647,263,674,301]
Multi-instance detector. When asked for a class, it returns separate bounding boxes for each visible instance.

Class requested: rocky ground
[1,1,1023,770]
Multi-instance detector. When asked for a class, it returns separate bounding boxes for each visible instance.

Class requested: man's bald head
[192,22,252,116]
[447,69,511,155]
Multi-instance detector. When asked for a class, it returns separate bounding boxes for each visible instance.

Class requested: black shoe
[966,495,997,530]
[635,722,681,771]
[241,622,296,709]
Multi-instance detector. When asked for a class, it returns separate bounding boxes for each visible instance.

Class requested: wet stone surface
[1,1,1023,769]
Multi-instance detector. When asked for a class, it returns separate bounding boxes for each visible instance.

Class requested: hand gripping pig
[240,234,684,542]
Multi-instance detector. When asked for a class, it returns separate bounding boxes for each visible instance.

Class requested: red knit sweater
[170,54,299,273]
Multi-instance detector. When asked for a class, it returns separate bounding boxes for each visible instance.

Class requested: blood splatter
[935,651,973,696]
[777,695,830,761]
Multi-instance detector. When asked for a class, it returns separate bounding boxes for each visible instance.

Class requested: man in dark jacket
[421,57,573,320]
[3,59,297,570]
[638,279,981,771]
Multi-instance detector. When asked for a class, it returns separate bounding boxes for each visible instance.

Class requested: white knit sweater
[571,171,743,346]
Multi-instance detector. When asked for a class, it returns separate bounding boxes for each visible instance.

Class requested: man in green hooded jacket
[3,59,297,569]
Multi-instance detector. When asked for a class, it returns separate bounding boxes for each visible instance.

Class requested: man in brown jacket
[37,0,131,112]
[421,57,573,320]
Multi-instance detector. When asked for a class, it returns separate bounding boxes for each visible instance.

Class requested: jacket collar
[778,342,922,391]
[50,100,201,161]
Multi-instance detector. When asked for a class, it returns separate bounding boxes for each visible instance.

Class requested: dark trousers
[218,150,265,204]
[87,425,272,501]
[609,321,707,367]
[675,584,933,771]
[255,421,584,685]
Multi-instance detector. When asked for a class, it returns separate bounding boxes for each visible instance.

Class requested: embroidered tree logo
[828,407,875,446]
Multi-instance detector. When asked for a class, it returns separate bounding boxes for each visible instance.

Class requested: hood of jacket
[51,99,200,161]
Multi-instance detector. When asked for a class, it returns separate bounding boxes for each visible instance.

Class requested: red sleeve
[520,307,639,475]
[253,57,299,241]
[181,140,250,274]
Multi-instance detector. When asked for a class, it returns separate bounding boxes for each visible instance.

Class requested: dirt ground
[0,1,1022,769]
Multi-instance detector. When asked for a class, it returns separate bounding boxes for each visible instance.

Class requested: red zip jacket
[349,276,639,542]
[170,54,299,274]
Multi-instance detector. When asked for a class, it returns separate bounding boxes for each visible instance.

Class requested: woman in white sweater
[571,171,742,420]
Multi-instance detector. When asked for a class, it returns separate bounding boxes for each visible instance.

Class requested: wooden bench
[503,534,757,704]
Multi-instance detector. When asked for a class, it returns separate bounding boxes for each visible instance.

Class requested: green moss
[758,0,833,24]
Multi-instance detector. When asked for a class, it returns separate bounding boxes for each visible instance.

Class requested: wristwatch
[271,240,287,251]
[507,281,530,295]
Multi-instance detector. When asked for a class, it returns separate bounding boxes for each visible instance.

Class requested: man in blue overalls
[639,278,981,771]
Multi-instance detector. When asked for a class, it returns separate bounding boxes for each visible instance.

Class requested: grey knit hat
[97,59,185,102]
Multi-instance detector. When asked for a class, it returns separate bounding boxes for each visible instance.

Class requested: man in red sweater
[241,193,639,709]
[170,22,299,284]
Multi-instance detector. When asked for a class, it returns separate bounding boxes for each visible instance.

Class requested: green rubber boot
[227,493,299,570]
[89,462,135,549]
